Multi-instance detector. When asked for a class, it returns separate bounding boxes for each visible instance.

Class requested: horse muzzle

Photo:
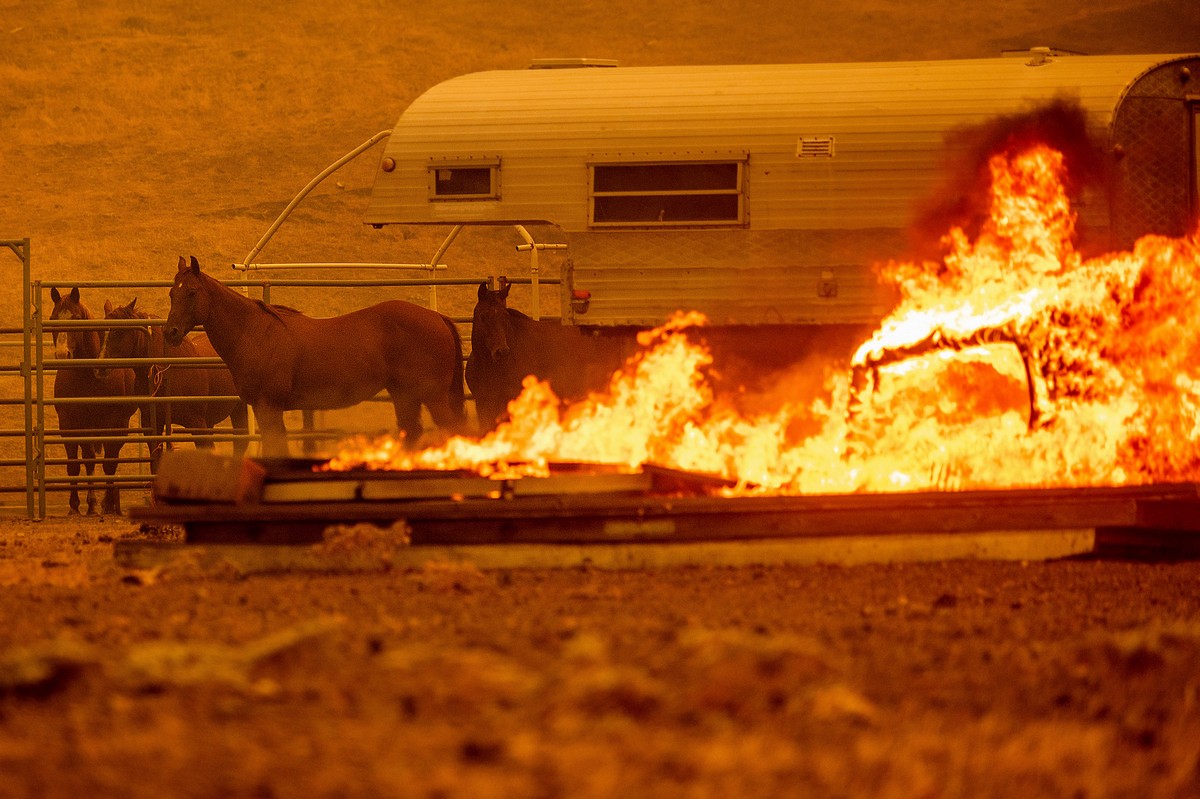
[163,325,185,347]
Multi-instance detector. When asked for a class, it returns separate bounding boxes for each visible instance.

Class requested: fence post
[14,239,37,518]
[31,278,47,519]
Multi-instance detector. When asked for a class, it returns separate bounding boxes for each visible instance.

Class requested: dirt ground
[0,517,1197,798]
[4,1,1200,796]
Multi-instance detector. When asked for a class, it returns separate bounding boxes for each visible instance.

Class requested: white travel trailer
[363,51,1200,331]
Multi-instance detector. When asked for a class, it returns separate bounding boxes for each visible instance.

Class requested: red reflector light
[572,289,592,300]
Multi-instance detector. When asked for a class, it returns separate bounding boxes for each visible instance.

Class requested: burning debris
[326,143,1200,495]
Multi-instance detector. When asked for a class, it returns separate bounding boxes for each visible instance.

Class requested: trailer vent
[796,136,835,158]
[528,58,619,69]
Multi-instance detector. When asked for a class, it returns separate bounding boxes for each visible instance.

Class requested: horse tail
[441,313,467,424]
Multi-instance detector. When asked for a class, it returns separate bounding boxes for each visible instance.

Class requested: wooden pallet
[122,451,1200,569]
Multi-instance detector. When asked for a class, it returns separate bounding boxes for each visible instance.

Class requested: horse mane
[253,299,304,325]
[195,262,301,324]
[105,305,150,320]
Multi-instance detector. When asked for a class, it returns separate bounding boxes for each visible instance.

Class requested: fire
[327,144,1200,493]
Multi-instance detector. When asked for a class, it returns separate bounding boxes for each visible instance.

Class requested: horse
[163,256,467,458]
[465,280,629,432]
[48,287,138,515]
[100,297,250,469]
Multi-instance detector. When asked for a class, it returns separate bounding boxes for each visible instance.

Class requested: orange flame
[327,144,1200,493]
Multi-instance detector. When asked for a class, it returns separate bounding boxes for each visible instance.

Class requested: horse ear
[499,281,510,300]
[69,287,81,303]
[50,287,62,303]
[177,255,188,273]
[190,255,201,275]
[478,282,488,300]
[104,299,114,315]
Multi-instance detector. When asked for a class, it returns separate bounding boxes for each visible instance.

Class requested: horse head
[49,286,101,362]
[99,297,152,378]
[472,280,513,361]
[164,255,206,346]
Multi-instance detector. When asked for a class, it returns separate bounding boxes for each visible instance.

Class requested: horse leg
[391,394,424,449]
[64,440,82,515]
[229,403,250,459]
[424,394,469,438]
[101,440,124,516]
[473,389,508,434]
[192,416,216,451]
[256,404,289,459]
[81,441,99,516]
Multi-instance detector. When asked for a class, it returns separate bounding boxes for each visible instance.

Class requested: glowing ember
[327,144,1200,493]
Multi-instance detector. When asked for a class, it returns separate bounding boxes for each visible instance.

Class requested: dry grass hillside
[2,0,1198,513]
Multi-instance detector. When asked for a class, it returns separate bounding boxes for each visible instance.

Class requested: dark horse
[164,256,467,458]
[466,281,628,432]
[48,287,137,515]
[100,297,250,468]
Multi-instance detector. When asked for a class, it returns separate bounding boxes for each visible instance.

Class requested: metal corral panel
[365,53,1200,326]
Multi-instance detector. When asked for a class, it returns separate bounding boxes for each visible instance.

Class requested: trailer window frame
[428,157,501,201]
[587,155,748,229]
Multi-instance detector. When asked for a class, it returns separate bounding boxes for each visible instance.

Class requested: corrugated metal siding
[364,54,1197,327]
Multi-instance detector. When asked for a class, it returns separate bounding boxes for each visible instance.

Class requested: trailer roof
[366,53,1198,227]
[387,52,1188,142]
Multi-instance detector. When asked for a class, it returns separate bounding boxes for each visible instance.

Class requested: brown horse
[163,256,467,458]
[48,287,137,515]
[100,298,250,468]
[465,281,629,432]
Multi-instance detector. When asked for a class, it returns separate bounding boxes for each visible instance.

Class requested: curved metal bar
[238,129,393,269]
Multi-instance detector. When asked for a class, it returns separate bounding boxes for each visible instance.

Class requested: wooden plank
[1094,526,1200,560]
[152,450,266,504]
[1135,500,1200,532]
[359,476,499,501]
[112,528,1097,575]
[129,484,1200,546]
[507,471,652,497]
[262,480,364,503]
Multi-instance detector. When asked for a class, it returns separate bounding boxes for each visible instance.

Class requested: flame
[327,144,1200,493]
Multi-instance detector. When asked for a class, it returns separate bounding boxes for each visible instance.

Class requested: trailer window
[428,159,500,200]
[589,161,745,227]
